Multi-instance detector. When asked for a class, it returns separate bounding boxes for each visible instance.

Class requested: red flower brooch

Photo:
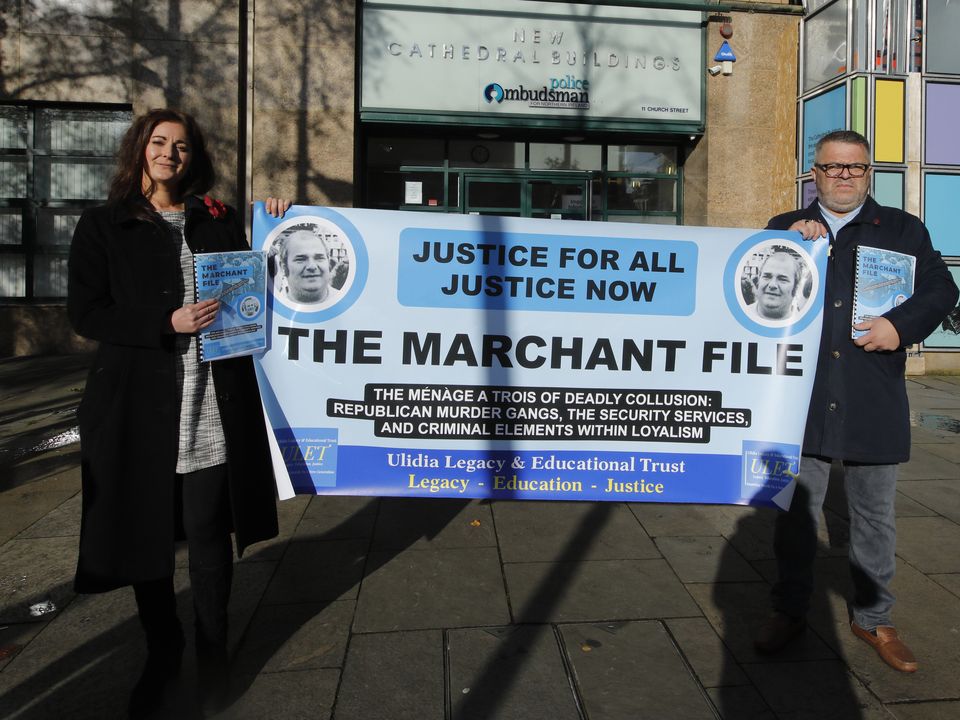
[204,196,227,219]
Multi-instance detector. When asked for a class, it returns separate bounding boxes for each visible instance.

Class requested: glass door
[527,177,588,220]
[463,176,523,216]
[463,173,589,219]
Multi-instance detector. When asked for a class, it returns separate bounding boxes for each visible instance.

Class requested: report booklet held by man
[852,245,915,339]
[194,250,268,361]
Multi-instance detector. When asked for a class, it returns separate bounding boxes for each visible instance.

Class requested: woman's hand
[169,299,220,333]
[265,197,292,218]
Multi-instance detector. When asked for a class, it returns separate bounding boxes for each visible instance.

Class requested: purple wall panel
[926,83,960,165]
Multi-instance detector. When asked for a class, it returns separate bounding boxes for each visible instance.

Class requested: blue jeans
[772,454,898,630]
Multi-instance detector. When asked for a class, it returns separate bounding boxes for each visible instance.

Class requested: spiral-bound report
[194,250,268,361]
[852,245,915,339]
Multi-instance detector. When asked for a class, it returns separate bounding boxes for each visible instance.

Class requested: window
[803,0,849,92]
[0,104,132,300]
[927,0,960,74]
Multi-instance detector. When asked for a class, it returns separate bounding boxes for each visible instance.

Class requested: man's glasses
[814,163,871,178]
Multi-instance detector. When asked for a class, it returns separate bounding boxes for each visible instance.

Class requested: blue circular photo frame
[265,208,369,323]
[723,230,825,338]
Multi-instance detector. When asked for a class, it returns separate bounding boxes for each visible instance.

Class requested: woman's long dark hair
[107,108,215,216]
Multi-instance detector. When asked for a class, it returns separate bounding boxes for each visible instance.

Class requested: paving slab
[919,440,960,463]
[234,599,353,677]
[372,498,494,551]
[749,555,859,655]
[894,490,940,518]
[706,507,782,563]
[354,547,510,632]
[561,620,716,720]
[743,660,893,719]
[334,630,444,720]
[1,446,84,493]
[904,424,957,444]
[0,584,142,720]
[504,558,700,624]
[0,620,43,673]
[909,376,960,394]
[226,560,278,654]
[17,491,82,539]
[898,446,960,480]
[908,402,960,418]
[898,480,960,525]
[261,538,367,606]
[295,495,379,540]
[628,502,727,537]
[0,535,78,624]
[448,624,581,720]
[665,616,748,688]
[887,701,960,719]
[686,581,837,664]
[908,385,960,408]
[834,560,960,703]
[896,517,960,574]
[240,495,308,563]
[707,684,776,720]
[229,667,339,720]
[655,536,761,583]
[928,573,960,599]
[0,470,80,544]
[494,501,658,562]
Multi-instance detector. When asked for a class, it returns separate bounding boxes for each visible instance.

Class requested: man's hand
[788,218,828,240]
[853,316,901,352]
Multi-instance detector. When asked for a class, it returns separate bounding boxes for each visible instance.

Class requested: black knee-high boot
[129,577,185,718]
[190,560,233,715]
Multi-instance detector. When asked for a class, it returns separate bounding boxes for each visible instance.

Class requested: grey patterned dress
[158,210,227,473]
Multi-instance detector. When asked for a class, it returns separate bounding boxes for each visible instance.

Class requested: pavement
[1,353,959,720]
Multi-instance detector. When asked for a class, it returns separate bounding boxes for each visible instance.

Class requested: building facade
[0,0,956,370]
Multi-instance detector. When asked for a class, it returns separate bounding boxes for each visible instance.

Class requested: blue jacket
[767,197,958,463]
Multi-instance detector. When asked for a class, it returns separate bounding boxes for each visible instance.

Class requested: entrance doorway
[463,174,589,219]
[365,134,682,225]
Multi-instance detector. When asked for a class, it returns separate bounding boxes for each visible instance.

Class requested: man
[755,130,958,672]
[280,228,339,305]
[749,249,803,321]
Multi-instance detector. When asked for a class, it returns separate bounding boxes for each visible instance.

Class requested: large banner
[252,207,829,509]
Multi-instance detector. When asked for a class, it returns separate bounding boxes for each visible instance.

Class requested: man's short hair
[277,227,333,275]
[814,130,871,158]
[754,247,803,296]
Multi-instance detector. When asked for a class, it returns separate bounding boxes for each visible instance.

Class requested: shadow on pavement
[452,502,612,719]
[713,465,865,720]
[0,496,472,719]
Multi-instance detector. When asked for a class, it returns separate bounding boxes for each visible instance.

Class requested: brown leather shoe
[754,612,806,654]
[851,622,918,673]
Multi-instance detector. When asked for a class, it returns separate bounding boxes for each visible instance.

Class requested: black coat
[67,195,278,593]
[767,197,959,463]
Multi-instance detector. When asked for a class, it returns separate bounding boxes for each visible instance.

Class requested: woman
[67,108,289,717]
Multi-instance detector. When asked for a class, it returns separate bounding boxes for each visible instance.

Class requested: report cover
[852,245,915,339]
[194,250,267,361]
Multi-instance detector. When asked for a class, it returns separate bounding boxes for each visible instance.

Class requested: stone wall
[250,0,357,207]
[0,2,362,356]
[685,8,800,229]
